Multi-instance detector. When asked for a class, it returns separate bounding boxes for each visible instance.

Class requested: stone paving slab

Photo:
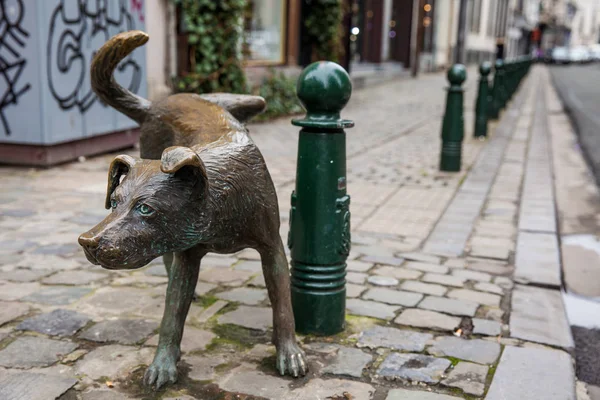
[427,336,501,364]
[0,371,77,400]
[22,286,93,305]
[395,309,460,332]
[363,287,423,306]
[441,361,488,396]
[75,345,155,381]
[79,319,159,345]
[0,337,78,368]
[217,306,272,330]
[321,346,372,378]
[378,352,451,383]
[486,346,575,400]
[418,296,478,317]
[447,288,501,307]
[510,284,574,349]
[472,318,502,336]
[0,302,29,326]
[386,389,460,399]
[16,309,90,337]
[514,231,561,287]
[146,327,216,353]
[346,299,400,320]
[357,326,433,352]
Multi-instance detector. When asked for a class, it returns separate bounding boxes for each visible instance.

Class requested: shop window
[244,0,287,64]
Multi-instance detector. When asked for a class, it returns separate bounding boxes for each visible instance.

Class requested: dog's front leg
[260,241,308,377]
[144,247,204,390]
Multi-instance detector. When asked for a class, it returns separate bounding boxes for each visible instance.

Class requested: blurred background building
[0,0,598,166]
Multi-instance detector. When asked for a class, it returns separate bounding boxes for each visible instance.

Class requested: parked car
[570,46,592,63]
[551,47,570,64]
[589,44,600,61]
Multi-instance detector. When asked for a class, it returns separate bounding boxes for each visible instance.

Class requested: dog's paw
[276,341,308,378]
[144,351,178,390]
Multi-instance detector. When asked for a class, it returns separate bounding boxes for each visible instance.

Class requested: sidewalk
[0,66,580,399]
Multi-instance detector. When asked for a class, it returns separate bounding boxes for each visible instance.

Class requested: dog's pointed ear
[161,146,209,194]
[105,154,137,209]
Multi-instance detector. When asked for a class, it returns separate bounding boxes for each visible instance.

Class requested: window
[244,0,287,64]
[469,0,482,34]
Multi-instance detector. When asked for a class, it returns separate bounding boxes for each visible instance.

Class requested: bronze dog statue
[78,31,307,389]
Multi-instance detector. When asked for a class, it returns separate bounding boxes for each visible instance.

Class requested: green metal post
[504,61,512,103]
[474,61,491,138]
[496,60,507,111]
[288,61,353,336]
[489,60,503,119]
[507,61,515,99]
[440,64,467,172]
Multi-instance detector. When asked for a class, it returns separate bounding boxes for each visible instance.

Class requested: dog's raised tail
[91,30,151,124]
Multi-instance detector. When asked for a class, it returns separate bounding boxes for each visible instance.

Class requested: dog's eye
[137,203,155,216]
[110,199,117,209]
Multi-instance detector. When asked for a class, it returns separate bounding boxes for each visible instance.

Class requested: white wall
[145,0,177,101]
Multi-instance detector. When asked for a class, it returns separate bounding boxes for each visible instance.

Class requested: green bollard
[507,61,515,99]
[504,61,513,102]
[489,60,503,119]
[474,61,491,138]
[288,61,353,336]
[440,64,466,172]
[495,59,507,112]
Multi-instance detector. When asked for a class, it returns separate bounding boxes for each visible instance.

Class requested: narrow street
[549,64,600,398]
[550,64,600,182]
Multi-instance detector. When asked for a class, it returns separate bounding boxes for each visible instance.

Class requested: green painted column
[489,59,504,119]
[288,61,353,336]
[474,61,491,138]
[440,64,466,172]
[499,60,509,109]
[506,61,514,100]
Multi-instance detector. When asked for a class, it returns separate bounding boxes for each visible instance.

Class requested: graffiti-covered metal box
[0,0,147,145]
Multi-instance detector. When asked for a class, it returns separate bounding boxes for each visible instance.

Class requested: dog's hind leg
[163,252,173,277]
[144,246,204,390]
[259,240,308,377]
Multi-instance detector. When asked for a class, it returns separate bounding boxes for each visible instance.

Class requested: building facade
[1,0,552,166]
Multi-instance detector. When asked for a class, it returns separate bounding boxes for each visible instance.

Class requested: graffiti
[0,0,31,136]
[130,0,144,23]
[47,0,143,113]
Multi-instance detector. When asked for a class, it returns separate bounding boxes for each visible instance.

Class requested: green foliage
[172,0,247,93]
[171,1,304,121]
[253,69,303,121]
[303,0,344,62]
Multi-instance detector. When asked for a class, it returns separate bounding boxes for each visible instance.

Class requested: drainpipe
[410,0,421,76]
[454,0,468,64]
[447,0,455,68]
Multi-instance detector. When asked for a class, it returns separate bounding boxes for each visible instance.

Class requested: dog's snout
[78,232,100,249]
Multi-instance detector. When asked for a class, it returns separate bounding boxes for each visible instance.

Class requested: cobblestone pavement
[0,66,579,400]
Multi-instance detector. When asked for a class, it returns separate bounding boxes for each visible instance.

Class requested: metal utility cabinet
[0,0,147,165]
